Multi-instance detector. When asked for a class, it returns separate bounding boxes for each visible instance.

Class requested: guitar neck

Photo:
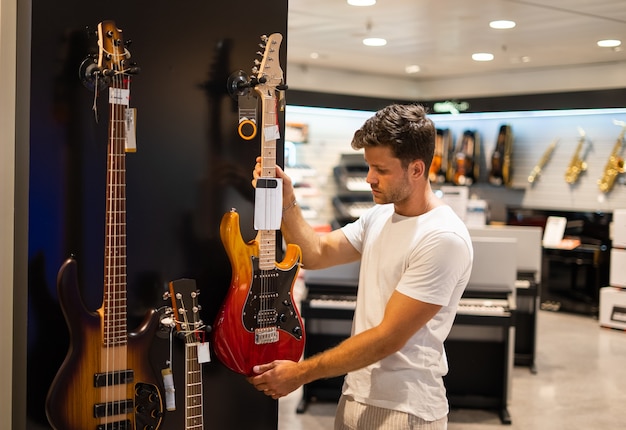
[258,94,280,270]
[185,341,204,429]
[103,93,128,347]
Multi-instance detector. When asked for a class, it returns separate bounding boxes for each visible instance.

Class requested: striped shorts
[334,395,447,430]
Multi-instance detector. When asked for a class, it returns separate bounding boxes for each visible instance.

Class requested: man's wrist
[283,198,298,212]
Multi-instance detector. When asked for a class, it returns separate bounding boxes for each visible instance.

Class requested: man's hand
[252,156,293,190]
[247,360,305,399]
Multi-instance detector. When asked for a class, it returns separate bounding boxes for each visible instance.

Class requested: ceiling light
[309,52,320,59]
[489,20,516,29]
[405,64,421,74]
[472,52,494,62]
[348,0,376,6]
[597,39,621,48]
[363,37,387,47]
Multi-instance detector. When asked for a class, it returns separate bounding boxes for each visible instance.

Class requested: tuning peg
[162,292,171,300]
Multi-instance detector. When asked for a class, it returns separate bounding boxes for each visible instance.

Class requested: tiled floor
[278,310,626,429]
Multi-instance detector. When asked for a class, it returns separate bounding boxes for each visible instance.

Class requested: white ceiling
[286,0,626,81]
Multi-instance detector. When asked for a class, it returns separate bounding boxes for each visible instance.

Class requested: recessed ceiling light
[309,52,320,59]
[405,64,421,74]
[472,52,494,61]
[363,37,387,47]
[489,20,516,29]
[597,39,621,48]
[348,0,376,6]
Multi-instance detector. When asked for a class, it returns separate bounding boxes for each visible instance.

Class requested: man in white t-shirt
[248,104,473,430]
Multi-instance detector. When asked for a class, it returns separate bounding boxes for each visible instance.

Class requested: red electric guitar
[213,33,305,376]
[45,20,163,430]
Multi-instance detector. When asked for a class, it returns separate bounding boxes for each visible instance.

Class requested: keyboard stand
[445,290,515,425]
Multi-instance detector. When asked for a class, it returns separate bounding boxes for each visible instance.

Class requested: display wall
[27,1,287,429]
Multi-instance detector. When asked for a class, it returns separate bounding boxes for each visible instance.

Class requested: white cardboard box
[599,287,626,330]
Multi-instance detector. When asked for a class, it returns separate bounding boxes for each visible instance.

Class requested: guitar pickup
[94,370,134,387]
[93,399,134,418]
[96,419,131,430]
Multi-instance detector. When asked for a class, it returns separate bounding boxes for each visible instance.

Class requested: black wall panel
[27,1,288,428]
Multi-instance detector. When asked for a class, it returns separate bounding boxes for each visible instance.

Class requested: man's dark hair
[351,104,436,172]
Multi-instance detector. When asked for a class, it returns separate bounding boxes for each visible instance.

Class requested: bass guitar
[213,33,305,376]
[46,20,163,430]
[167,279,206,429]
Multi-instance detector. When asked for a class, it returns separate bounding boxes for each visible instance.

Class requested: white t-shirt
[340,203,473,421]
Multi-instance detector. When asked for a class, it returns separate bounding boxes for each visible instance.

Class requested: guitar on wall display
[488,124,513,186]
[213,33,305,376]
[165,279,207,430]
[46,21,164,430]
[429,128,451,184]
[452,130,480,185]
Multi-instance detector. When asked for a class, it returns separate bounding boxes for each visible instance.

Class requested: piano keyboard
[457,298,509,316]
[345,176,370,192]
[346,201,375,218]
[308,296,356,310]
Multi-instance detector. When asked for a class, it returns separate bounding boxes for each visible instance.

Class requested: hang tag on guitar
[254,178,283,231]
[124,108,137,152]
[197,342,211,364]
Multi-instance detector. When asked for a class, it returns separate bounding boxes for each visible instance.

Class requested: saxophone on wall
[598,120,626,194]
[564,127,591,185]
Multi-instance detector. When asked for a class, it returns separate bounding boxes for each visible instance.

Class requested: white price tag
[109,87,130,106]
[264,124,280,141]
[124,108,137,152]
[197,342,211,364]
[254,178,283,231]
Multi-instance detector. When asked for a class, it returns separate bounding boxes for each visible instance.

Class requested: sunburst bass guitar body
[46,259,163,430]
[213,210,304,376]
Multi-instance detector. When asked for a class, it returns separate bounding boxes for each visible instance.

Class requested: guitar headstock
[97,20,133,88]
[251,33,285,97]
[167,279,203,341]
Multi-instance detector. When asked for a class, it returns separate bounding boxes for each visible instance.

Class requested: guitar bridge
[255,327,279,344]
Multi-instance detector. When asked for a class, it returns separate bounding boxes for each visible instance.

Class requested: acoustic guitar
[45,20,164,430]
[489,124,513,186]
[452,130,479,185]
[213,33,305,376]
[167,279,206,429]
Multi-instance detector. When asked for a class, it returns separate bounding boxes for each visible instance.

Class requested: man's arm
[248,290,442,398]
[253,158,360,269]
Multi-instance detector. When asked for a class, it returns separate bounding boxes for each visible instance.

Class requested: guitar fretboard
[103,98,128,348]
[258,95,279,270]
[185,342,204,429]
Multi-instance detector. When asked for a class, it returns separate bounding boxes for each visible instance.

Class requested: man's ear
[410,159,426,179]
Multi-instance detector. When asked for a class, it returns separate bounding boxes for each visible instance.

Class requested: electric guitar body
[45,20,163,430]
[213,33,305,377]
[214,210,304,376]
